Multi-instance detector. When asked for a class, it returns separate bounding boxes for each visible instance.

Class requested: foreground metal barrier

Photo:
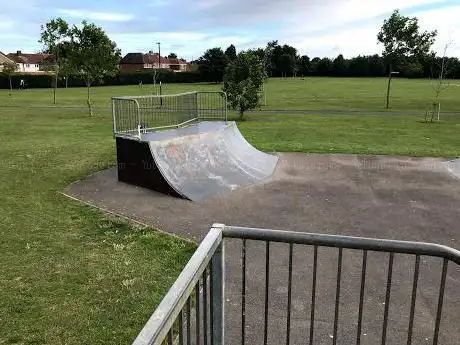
[132,224,460,345]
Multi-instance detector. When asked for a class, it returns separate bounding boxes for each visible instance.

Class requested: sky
[1,0,459,61]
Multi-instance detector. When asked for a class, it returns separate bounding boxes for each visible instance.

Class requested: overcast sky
[1,0,459,61]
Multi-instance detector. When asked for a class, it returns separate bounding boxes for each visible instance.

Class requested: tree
[198,48,227,83]
[279,53,295,77]
[368,55,385,76]
[168,53,177,59]
[378,9,437,109]
[317,58,332,75]
[223,50,265,119]
[2,62,18,95]
[332,54,348,76]
[67,21,121,116]
[269,43,297,77]
[310,57,321,75]
[378,9,437,68]
[39,17,70,104]
[426,42,453,122]
[298,55,311,76]
[224,44,237,61]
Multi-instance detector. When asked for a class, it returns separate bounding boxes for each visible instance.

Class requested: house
[6,51,54,73]
[119,52,188,73]
[0,51,15,72]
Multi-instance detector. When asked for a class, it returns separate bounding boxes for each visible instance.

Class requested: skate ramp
[148,121,278,200]
[117,121,278,201]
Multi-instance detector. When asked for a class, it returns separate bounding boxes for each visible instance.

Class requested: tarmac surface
[65,153,460,345]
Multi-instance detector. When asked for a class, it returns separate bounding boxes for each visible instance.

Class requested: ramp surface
[444,158,460,179]
[118,121,278,201]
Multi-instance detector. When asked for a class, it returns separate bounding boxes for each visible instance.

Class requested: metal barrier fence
[112,91,227,137]
[131,224,460,345]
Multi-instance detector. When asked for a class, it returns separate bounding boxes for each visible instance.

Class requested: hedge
[0,70,206,89]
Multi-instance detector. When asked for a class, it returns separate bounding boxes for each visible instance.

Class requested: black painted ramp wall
[116,136,182,198]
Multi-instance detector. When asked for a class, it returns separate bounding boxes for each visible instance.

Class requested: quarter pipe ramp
[116,121,278,201]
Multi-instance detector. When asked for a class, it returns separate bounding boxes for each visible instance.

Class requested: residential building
[119,52,188,72]
[6,51,54,73]
[0,52,15,72]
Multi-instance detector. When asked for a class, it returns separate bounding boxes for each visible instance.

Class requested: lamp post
[156,42,161,69]
[386,69,400,109]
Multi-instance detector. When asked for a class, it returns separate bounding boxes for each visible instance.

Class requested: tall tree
[317,58,332,76]
[2,61,18,95]
[378,9,436,108]
[168,53,177,59]
[198,48,227,83]
[223,50,265,119]
[267,42,297,77]
[224,44,237,61]
[310,57,321,76]
[264,40,278,76]
[39,17,70,104]
[377,9,437,71]
[279,53,295,77]
[368,55,385,76]
[68,21,121,116]
[298,55,311,76]
[332,54,348,76]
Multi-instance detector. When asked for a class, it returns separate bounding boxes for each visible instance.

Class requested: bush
[0,70,205,89]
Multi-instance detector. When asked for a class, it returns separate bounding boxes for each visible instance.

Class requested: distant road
[246,109,460,116]
[3,104,459,116]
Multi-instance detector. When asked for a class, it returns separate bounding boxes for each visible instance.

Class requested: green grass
[2,77,460,112]
[0,107,196,345]
[239,114,460,157]
[1,78,459,344]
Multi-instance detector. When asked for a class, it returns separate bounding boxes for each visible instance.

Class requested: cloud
[56,9,134,22]
[112,31,256,58]
[413,5,460,56]
[0,17,15,30]
[273,1,460,58]
[0,0,457,61]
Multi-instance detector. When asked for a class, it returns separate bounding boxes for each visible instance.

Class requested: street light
[156,42,161,69]
[386,70,400,109]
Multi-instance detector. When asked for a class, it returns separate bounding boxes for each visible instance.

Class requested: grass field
[2,77,460,112]
[1,78,460,344]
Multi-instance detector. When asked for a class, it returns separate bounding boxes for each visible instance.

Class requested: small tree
[2,62,18,95]
[223,50,265,119]
[426,42,452,122]
[68,21,121,116]
[39,17,70,104]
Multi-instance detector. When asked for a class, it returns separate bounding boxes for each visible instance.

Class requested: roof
[7,53,53,64]
[120,53,187,65]
[168,58,187,65]
[0,52,14,64]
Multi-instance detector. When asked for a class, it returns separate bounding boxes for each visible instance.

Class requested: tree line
[198,10,458,82]
[198,43,460,81]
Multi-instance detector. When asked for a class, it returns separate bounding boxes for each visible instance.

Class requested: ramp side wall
[116,136,183,198]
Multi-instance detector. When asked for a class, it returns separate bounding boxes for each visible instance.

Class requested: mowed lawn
[1,79,460,344]
[2,77,460,112]
[0,107,197,345]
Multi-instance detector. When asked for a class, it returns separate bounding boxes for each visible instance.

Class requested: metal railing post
[211,224,225,345]
[111,98,117,137]
[222,92,228,123]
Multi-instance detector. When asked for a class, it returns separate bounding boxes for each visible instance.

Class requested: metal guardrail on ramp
[131,224,460,345]
[111,91,227,137]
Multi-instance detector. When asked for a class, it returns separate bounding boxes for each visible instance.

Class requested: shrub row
[0,70,206,89]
